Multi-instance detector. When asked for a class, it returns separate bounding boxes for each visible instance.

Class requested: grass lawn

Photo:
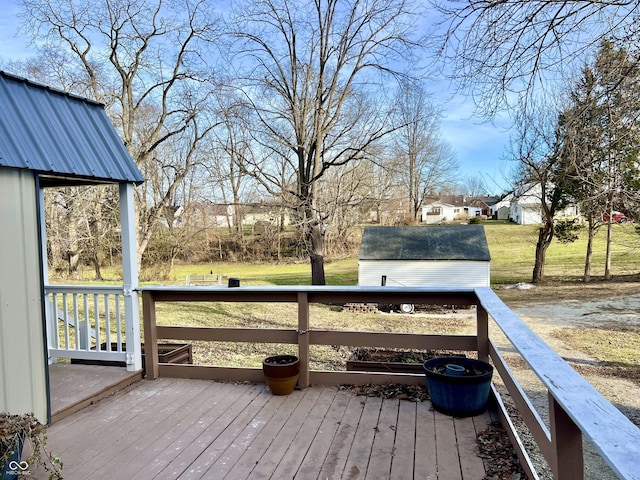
[155,301,475,370]
[69,222,640,287]
[152,221,640,287]
[484,221,640,284]
[54,222,640,371]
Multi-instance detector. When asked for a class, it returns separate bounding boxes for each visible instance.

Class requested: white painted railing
[45,285,140,370]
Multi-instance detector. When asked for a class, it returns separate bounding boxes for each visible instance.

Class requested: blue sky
[0,0,515,194]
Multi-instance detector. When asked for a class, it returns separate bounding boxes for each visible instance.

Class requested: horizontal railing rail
[140,285,640,480]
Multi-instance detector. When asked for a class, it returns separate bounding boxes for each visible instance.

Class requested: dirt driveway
[494,283,640,479]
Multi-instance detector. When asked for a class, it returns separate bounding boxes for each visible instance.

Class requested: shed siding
[358,260,490,287]
[0,168,47,422]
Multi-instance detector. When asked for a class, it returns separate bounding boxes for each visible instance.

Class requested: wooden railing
[140,285,640,480]
[45,285,141,370]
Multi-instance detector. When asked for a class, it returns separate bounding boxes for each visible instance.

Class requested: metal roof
[359,225,491,261]
[0,71,143,184]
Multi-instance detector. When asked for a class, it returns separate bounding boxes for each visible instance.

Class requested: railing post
[549,393,583,479]
[298,292,310,388]
[477,303,489,362]
[142,291,159,380]
[120,182,142,372]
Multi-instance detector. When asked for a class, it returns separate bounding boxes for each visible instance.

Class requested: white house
[510,183,544,225]
[358,225,491,288]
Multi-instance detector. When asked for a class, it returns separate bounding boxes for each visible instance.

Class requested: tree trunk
[308,222,326,285]
[90,256,104,281]
[532,225,554,284]
[605,220,613,280]
[583,217,595,283]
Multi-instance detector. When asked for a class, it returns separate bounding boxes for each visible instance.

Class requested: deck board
[366,397,399,479]
[316,389,364,479]
[434,411,463,480]
[172,385,271,479]
[456,416,487,480]
[246,387,324,479]
[137,383,255,479]
[345,394,382,478]
[271,387,337,479]
[414,400,439,479]
[49,363,142,422]
[43,376,494,480]
[225,389,305,478]
[294,387,351,479]
[390,399,418,479]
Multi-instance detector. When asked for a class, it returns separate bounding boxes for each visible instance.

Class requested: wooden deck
[49,363,142,423]
[44,377,494,479]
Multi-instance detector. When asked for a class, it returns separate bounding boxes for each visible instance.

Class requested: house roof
[359,225,491,261]
[0,71,143,185]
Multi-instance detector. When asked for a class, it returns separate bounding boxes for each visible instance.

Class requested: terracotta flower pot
[263,355,300,395]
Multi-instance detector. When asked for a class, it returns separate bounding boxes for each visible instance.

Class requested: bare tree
[391,81,459,222]
[229,0,425,284]
[510,101,572,284]
[206,88,262,252]
[432,0,640,116]
[19,0,222,269]
[319,160,377,254]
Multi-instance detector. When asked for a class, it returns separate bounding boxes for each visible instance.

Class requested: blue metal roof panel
[0,71,143,183]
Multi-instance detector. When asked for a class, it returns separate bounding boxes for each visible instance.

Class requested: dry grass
[494,278,640,307]
[553,325,640,380]
[153,302,477,369]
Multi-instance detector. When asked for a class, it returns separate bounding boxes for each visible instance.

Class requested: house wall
[0,168,48,422]
[358,260,490,287]
[420,203,458,223]
[496,206,510,220]
[511,203,543,225]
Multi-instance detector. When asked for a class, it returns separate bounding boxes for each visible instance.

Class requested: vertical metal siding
[358,260,490,287]
[0,168,47,422]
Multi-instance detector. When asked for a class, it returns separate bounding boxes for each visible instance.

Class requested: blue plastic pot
[423,357,493,417]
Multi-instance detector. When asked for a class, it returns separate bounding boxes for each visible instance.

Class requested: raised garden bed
[346,348,465,374]
[71,343,192,369]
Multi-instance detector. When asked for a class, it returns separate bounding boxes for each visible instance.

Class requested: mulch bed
[340,383,430,402]
[348,347,467,363]
[477,422,526,480]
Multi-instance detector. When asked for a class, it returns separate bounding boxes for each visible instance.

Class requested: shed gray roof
[359,225,491,261]
[0,71,143,184]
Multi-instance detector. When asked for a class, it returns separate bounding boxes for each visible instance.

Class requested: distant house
[510,183,544,225]
[421,196,470,223]
[358,225,491,288]
[471,196,500,217]
[420,195,499,223]
[491,193,513,220]
[242,203,292,228]
[421,200,456,224]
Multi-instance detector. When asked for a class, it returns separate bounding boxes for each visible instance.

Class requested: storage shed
[358,225,491,288]
[0,71,143,423]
